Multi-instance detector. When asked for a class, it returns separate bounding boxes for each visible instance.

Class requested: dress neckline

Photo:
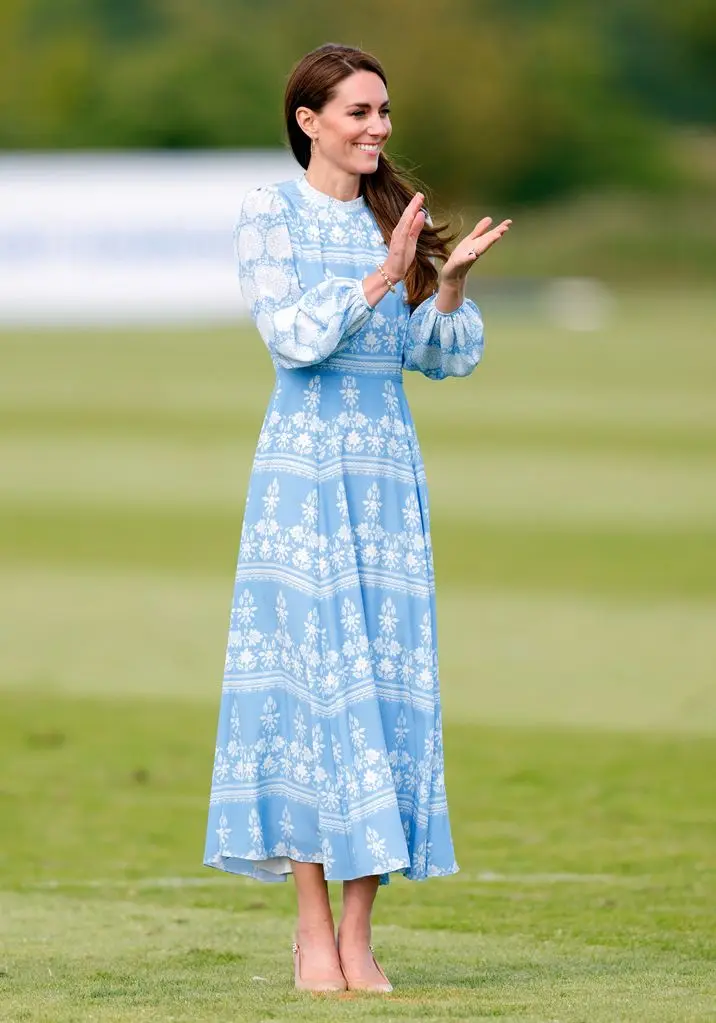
[296,173,366,211]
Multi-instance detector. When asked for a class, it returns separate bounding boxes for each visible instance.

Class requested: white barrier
[0,150,297,326]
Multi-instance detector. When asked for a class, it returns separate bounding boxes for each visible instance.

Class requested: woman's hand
[441,216,512,283]
[382,192,427,283]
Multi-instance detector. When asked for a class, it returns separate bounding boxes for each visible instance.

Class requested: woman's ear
[295,107,315,138]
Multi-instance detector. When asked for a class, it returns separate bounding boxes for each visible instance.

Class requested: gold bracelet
[377,263,397,294]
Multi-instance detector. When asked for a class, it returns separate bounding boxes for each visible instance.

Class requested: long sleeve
[402,291,485,380]
[235,186,374,370]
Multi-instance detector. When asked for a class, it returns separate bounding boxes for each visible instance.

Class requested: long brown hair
[284,44,459,309]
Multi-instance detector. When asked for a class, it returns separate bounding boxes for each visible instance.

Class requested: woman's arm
[236,186,386,370]
[402,205,511,380]
[434,276,465,314]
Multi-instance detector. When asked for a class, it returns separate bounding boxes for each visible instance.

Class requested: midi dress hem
[204,851,460,887]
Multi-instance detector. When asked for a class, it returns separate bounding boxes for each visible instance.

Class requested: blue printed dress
[204,171,484,885]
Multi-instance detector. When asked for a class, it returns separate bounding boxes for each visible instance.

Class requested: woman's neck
[304,161,361,203]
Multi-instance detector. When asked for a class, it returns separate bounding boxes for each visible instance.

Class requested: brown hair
[284,43,459,309]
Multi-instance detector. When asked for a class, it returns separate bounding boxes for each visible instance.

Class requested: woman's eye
[351,110,391,117]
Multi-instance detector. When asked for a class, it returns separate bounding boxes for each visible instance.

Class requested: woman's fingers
[470,217,493,237]
[396,192,425,233]
[473,220,512,247]
[471,217,512,239]
[407,207,426,239]
[484,223,510,243]
[489,221,512,243]
[472,224,511,256]
[386,193,427,275]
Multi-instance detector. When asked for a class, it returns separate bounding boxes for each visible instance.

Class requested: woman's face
[300,70,392,173]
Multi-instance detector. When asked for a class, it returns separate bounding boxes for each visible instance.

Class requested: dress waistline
[277,357,403,381]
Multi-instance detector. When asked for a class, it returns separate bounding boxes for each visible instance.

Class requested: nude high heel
[292,940,347,992]
[340,943,393,993]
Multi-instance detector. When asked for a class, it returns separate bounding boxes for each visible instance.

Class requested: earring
[311,137,318,152]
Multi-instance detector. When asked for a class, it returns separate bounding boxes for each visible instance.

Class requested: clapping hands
[383,192,511,285]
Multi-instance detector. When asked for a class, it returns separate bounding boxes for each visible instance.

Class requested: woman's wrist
[361,268,395,308]
[381,262,402,286]
[377,263,398,294]
[435,275,465,314]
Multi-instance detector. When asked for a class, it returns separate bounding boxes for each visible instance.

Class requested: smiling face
[296,69,392,174]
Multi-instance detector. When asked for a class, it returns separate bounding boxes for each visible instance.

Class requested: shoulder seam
[236,182,286,228]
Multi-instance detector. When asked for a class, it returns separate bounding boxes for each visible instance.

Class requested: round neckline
[296,173,366,210]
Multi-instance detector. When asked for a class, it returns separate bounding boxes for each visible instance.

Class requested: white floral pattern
[222,588,438,711]
[211,606,454,882]
[204,173,480,886]
[235,474,432,599]
[256,374,418,469]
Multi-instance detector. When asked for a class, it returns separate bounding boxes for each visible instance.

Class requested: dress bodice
[235,172,485,381]
[282,175,405,376]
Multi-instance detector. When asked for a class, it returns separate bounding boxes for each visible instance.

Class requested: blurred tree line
[0,0,713,203]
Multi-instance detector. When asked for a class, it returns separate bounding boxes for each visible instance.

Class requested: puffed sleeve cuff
[270,275,372,368]
[403,292,485,380]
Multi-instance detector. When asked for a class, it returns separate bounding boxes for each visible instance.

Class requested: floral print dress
[204,172,484,885]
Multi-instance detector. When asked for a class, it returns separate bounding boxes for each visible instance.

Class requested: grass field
[1,283,715,1021]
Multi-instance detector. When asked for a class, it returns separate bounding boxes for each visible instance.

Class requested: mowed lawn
[1,284,715,1021]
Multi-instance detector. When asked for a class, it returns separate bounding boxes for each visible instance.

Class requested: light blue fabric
[204,172,484,885]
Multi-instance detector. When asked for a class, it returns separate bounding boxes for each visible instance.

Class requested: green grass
[1,692,714,1021]
[1,283,715,1020]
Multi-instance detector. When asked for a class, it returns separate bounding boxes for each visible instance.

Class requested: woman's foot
[336,926,393,992]
[293,925,346,991]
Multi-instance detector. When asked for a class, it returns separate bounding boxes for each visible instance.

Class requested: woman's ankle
[336,918,372,945]
[296,919,336,945]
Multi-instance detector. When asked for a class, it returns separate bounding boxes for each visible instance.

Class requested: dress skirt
[203,363,460,885]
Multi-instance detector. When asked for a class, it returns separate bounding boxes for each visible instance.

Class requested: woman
[204,43,511,993]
